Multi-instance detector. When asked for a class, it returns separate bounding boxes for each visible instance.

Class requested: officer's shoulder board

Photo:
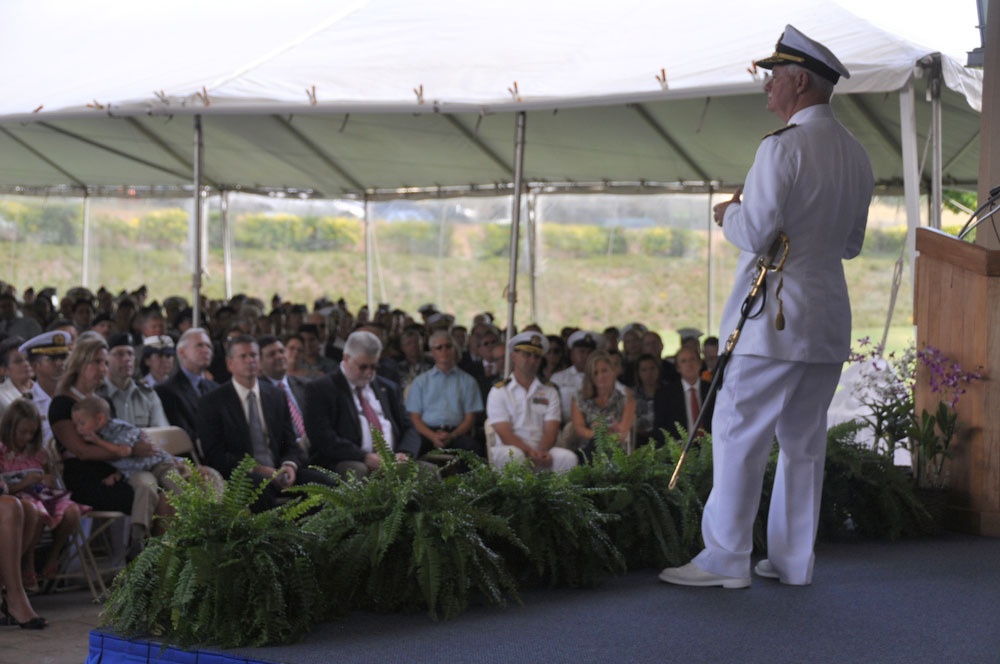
[494,377,512,389]
[762,123,798,140]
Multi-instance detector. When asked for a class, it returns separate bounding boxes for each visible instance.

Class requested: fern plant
[298,441,523,620]
[102,456,325,648]
[819,421,935,540]
[568,422,701,569]
[462,452,625,589]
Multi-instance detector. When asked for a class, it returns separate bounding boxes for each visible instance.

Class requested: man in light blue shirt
[406,329,484,463]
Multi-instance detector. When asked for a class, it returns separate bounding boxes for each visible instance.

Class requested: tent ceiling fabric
[0,0,983,198]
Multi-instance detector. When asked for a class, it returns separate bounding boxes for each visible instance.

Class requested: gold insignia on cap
[53,333,66,346]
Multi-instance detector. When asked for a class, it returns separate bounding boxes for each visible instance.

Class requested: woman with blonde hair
[571,350,635,459]
[48,333,164,551]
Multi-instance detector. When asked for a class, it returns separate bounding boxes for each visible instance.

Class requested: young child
[0,398,87,589]
[70,396,190,495]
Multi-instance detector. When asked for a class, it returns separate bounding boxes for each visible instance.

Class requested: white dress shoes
[753,559,811,585]
[658,562,750,589]
[753,559,780,579]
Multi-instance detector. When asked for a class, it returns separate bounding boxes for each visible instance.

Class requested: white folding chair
[44,438,128,602]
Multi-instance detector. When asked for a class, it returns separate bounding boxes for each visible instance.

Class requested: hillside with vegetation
[0,194,946,351]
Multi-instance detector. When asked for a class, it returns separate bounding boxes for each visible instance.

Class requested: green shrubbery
[103,420,937,649]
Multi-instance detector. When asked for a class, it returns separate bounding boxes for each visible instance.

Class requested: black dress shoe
[0,599,47,629]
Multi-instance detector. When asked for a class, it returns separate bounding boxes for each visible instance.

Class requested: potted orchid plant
[849,338,982,488]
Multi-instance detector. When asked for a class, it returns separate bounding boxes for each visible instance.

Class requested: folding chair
[143,426,198,461]
[142,425,225,497]
[43,438,128,602]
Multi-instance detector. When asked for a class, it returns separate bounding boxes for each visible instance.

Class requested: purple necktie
[355,386,383,434]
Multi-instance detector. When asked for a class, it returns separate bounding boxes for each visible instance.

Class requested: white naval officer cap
[567,330,599,349]
[754,25,850,84]
[508,331,548,356]
[18,330,71,357]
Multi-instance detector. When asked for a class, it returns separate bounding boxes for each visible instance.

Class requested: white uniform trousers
[693,355,842,585]
[491,445,578,474]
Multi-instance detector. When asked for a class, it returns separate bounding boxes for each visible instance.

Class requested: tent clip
[414,84,425,105]
[656,68,668,90]
[508,82,521,102]
[195,87,211,107]
[306,85,318,106]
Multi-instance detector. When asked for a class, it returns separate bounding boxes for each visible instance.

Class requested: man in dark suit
[197,335,333,511]
[304,330,421,479]
[257,334,310,449]
[155,327,218,440]
[653,347,714,444]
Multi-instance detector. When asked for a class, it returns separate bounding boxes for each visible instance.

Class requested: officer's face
[764,65,802,122]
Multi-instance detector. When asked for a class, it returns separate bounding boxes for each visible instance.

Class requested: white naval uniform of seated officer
[486,332,578,473]
[659,24,873,589]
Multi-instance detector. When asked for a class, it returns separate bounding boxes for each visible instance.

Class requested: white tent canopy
[0,0,984,331]
[0,0,983,198]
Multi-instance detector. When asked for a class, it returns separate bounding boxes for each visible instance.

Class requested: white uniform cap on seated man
[677,327,704,342]
[19,330,71,357]
[754,25,850,84]
[426,312,455,329]
[508,331,548,356]
[143,335,176,354]
[567,330,599,349]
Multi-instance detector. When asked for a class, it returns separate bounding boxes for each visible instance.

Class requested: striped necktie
[280,379,306,439]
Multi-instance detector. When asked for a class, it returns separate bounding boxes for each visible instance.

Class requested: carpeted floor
[210,533,1000,664]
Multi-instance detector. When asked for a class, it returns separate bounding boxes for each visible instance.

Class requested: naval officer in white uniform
[659,25,874,588]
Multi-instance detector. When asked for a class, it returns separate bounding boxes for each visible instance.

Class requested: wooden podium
[914,228,1000,535]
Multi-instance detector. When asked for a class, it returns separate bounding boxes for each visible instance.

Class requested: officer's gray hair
[344,330,382,359]
[784,63,835,101]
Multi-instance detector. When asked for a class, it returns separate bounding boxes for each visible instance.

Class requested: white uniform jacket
[720,103,874,364]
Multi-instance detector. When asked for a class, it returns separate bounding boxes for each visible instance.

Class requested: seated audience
[48,334,165,551]
[541,334,568,383]
[395,325,432,390]
[0,492,46,628]
[406,330,485,465]
[0,400,85,590]
[98,333,169,428]
[256,335,309,449]
[486,332,577,473]
[0,337,32,419]
[550,330,598,423]
[71,396,188,496]
[305,330,421,479]
[155,328,218,440]
[571,350,636,458]
[139,335,176,388]
[196,335,334,512]
[653,347,714,445]
[633,353,667,445]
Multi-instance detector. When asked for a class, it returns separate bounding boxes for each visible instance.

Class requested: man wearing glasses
[406,329,485,463]
[305,330,421,479]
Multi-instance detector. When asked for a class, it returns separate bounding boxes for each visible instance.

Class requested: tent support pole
[192,115,204,328]
[222,191,233,300]
[929,56,943,230]
[899,82,921,281]
[504,111,527,376]
[527,190,538,325]
[81,195,91,288]
[365,196,375,316]
[706,187,714,335]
